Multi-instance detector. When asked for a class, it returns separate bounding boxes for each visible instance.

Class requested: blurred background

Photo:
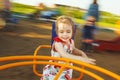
[0,0,120,29]
[0,0,120,80]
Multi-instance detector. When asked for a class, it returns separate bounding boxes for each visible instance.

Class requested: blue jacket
[84,4,99,21]
[82,25,97,39]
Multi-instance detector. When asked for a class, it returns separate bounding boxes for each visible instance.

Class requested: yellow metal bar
[0,55,120,79]
[54,66,65,80]
[0,60,103,80]
[70,59,120,80]
[72,66,85,80]
[33,45,84,79]
[34,45,51,56]
[33,45,51,77]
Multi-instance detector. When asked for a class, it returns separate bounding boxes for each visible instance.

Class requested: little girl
[41,16,96,80]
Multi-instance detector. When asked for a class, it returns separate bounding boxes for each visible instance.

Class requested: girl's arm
[71,39,88,57]
[73,48,88,57]
[54,42,96,65]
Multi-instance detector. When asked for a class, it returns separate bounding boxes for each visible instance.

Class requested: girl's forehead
[58,23,72,29]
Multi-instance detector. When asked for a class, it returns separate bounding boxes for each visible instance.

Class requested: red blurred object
[93,37,120,51]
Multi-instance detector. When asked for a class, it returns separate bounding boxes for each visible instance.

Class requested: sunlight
[114,20,120,35]
[36,24,52,30]
[20,32,51,39]
[5,32,51,39]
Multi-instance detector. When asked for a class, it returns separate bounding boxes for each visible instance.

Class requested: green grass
[11,2,119,30]
[75,18,117,29]
[11,2,36,14]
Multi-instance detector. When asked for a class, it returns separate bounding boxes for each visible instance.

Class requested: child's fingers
[87,58,96,65]
[90,62,96,65]
[89,58,96,61]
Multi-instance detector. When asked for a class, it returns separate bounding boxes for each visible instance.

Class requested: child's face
[86,16,95,26]
[57,23,73,42]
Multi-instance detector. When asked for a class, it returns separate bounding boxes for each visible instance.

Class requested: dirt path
[0,19,120,80]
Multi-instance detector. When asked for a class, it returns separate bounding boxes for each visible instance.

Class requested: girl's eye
[67,30,71,33]
[59,31,64,33]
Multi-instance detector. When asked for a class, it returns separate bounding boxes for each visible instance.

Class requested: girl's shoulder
[70,39,74,43]
[70,39,75,47]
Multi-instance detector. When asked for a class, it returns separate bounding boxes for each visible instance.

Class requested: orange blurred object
[0,45,120,80]
[114,20,120,35]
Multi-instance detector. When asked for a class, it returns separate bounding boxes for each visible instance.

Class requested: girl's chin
[62,39,69,42]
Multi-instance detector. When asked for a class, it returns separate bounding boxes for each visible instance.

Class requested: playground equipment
[0,45,120,80]
[93,21,120,52]
[85,0,120,52]
[93,36,120,51]
[0,0,120,79]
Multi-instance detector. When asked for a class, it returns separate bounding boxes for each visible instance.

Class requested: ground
[0,19,120,80]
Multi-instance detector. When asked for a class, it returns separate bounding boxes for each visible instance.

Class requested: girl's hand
[79,57,96,65]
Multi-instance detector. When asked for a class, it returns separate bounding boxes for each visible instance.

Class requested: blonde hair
[55,16,75,35]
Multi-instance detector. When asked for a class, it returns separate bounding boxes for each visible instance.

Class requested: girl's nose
[63,32,67,35]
